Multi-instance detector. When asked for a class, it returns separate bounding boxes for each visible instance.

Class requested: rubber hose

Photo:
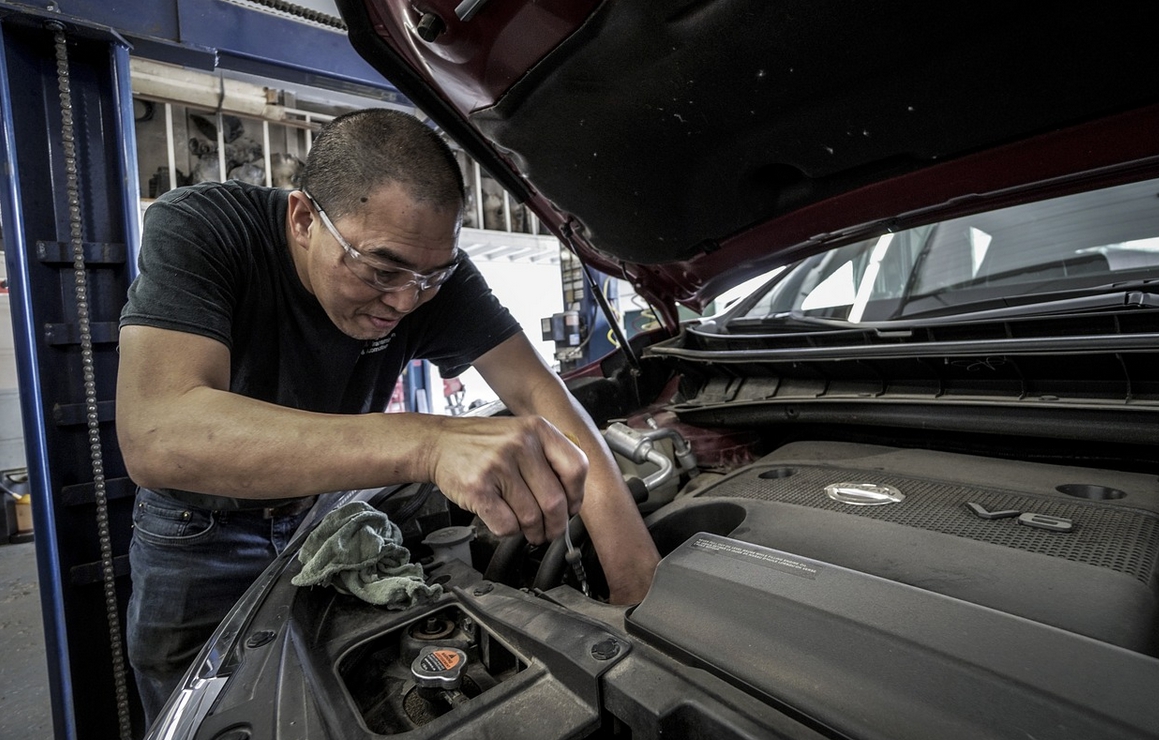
[483,533,527,586]
[532,515,588,592]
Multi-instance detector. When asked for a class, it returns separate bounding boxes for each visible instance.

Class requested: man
[116,108,659,724]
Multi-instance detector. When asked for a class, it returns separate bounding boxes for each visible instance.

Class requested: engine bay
[171,362,1159,740]
[191,418,1157,740]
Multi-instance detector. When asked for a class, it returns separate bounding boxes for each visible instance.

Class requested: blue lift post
[0,11,143,738]
[0,1,410,737]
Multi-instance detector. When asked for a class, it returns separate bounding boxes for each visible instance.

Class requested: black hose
[531,539,569,591]
[626,476,650,505]
[482,533,527,587]
[531,515,588,592]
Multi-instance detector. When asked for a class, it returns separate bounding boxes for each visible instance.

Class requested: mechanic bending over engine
[115,108,660,725]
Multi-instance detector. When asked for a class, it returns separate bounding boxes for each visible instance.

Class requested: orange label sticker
[433,649,461,669]
[430,649,461,671]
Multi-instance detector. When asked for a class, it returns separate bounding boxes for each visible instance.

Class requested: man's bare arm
[115,324,585,542]
[473,333,660,604]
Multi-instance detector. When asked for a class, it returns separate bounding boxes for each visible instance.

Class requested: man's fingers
[515,463,568,542]
[501,474,549,544]
[471,490,521,540]
[444,465,551,543]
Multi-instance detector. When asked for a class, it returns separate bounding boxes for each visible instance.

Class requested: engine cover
[628,531,1159,740]
[644,441,1159,654]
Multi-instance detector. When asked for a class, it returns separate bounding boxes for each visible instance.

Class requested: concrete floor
[0,540,54,739]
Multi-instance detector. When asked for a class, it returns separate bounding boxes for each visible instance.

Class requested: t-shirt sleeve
[119,190,244,348]
[413,258,523,378]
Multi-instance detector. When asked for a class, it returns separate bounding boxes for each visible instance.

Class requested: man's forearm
[578,447,661,605]
[119,384,438,498]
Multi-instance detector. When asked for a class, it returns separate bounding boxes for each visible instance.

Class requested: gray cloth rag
[291,501,442,608]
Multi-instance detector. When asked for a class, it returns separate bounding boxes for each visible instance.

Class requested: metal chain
[49,25,134,739]
[235,0,347,30]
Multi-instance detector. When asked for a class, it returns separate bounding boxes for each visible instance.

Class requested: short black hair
[299,108,465,220]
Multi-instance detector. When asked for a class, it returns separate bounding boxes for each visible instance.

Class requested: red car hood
[336,0,1159,326]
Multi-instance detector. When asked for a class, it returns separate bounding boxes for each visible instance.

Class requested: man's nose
[380,285,423,313]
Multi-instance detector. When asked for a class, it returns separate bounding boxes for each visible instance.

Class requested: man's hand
[424,415,587,544]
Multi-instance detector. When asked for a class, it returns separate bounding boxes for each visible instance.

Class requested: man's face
[296,183,461,341]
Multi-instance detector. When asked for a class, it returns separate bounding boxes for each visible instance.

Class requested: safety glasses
[303,190,460,293]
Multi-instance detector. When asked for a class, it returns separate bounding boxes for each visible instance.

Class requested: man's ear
[286,190,315,249]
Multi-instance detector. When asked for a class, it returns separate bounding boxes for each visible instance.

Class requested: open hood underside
[338,0,1159,317]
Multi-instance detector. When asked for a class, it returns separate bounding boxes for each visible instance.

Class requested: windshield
[734,178,1159,325]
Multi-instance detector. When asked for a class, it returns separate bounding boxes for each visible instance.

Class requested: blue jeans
[126,488,310,728]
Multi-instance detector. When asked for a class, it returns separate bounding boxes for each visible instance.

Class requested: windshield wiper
[897,281,1158,323]
[720,282,1158,333]
[724,311,859,331]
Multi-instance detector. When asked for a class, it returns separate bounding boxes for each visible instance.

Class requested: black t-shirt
[120,180,522,416]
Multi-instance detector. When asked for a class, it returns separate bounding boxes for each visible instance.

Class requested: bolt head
[591,638,621,661]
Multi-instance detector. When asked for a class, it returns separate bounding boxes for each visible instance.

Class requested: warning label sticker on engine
[691,537,820,580]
